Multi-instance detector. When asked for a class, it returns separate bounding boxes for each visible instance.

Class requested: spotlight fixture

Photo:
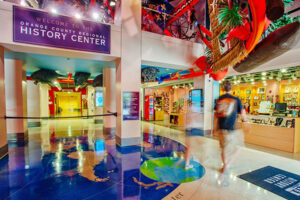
[261,72,266,76]
[92,12,99,20]
[110,1,116,6]
[51,8,57,14]
[75,13,81,19]
[20,0,26,6]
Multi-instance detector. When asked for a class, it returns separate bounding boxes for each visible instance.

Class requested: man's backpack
[215,98,236,118]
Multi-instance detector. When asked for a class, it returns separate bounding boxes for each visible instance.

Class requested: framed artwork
[254,102,257,106]
[246,90,251,94]
[258,87,265,94]
[254,96,260,100]
[261,94,265,100]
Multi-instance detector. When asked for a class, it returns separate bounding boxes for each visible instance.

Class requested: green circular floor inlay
[140,157,205,184]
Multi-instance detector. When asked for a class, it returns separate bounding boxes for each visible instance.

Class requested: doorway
[55,92,82,117]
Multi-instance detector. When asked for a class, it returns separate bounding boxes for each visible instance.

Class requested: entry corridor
[0,120,299,200]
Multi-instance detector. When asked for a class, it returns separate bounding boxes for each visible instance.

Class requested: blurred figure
[184,99,204,169]
[243,102,250,113]
[215,80,247,174]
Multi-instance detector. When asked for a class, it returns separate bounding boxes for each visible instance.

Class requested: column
[194,75,214,133]
[0,46,8,158]
[115,0,141,146]
[27,80,41,127]
[103,68,116,132]
[39,84,49,119]
[5,59,28,142]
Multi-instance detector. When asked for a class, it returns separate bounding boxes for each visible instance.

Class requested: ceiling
[5,51,115,78]
[4,51,181,80]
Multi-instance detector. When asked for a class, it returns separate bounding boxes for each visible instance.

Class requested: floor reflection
[0,120,189,200]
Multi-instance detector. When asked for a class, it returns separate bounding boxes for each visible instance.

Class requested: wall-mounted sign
[13,6,110,54]
[95,91,103,107]
[123,92,139,120]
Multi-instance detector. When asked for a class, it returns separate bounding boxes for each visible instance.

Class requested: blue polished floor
[0,131,188,200]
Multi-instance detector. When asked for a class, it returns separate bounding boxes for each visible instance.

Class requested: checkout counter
[238,115,300,153]
[214,102,300,153]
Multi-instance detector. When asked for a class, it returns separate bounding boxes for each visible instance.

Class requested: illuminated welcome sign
[13,6,110,54]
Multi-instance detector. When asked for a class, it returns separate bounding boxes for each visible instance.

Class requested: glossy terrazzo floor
[1,119,300,200]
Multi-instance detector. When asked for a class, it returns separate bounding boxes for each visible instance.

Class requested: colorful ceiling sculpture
[142,0,299,83]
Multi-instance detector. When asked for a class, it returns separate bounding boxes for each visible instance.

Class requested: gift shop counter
[238,115,300,153]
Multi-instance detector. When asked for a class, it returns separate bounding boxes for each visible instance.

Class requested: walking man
[215,80,247,173]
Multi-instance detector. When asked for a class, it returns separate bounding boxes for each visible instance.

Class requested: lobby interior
[0,0,300,200]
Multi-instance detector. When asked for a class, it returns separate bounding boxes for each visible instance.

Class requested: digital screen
[95,140,105,155]
[275,103,287,112]
[95,91,103,107]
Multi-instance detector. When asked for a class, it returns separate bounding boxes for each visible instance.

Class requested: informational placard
[13,6,110,54]
[123,92,139,120]
[95,91,103,107]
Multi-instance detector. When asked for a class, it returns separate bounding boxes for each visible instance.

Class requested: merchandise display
[221,67,300,116]
[143,82,193,126]
[246,115,296,128]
